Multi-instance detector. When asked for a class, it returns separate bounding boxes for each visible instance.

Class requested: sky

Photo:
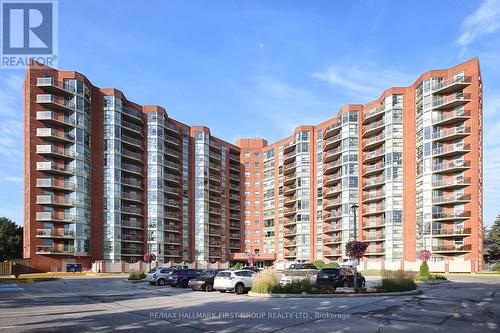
[0,0,499,227]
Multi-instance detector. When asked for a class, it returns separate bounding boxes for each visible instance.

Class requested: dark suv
[188,269,220,292]
[286,263,316,270]
[315,267,365,288]
[167,269,202,288]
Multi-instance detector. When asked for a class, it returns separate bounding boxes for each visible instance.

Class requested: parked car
[167,269,202,288]
[315,267,365,288]
[214,269,254,294]
[146,267,174,286]
[280,268,318,286]
[188,269,220,292]
[242,266,261,273]
[285,263,316,270]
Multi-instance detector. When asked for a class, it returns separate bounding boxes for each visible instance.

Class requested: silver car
[146,267,173,286]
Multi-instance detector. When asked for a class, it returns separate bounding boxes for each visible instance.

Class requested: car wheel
[170,282,177,287]
[235,283,245,295]
[157,279,166,286]
[181,280,189,288]
[205,283,214,292]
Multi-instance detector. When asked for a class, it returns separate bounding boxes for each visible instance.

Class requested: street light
[351,204,359,241]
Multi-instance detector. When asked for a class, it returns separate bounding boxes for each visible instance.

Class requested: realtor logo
[1,0,58,68]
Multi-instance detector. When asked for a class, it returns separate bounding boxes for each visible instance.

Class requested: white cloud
[311,62,411,100]
[457,0,500,53]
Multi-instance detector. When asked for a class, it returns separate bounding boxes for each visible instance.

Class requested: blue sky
[1,0,499,227]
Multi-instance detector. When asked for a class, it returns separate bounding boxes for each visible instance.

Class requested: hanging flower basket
[345,241,368,259]
[418,250,432,261]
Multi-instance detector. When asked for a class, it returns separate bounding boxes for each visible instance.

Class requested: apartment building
[237,58,483,271]
[23,62,243,272]
[23,58,483,272]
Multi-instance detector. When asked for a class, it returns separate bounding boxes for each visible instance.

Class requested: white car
[280,269,318,286]
[213,270,254,294]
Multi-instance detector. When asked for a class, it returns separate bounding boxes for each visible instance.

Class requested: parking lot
[0,275,499,332]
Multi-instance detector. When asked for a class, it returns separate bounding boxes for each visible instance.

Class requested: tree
[418,250,431,278]
[0,217,23,261]
[313,259,325,269]
[485,215,500,261]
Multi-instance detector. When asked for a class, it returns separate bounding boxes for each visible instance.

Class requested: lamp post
[351,204,359,241]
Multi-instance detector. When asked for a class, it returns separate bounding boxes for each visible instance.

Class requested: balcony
[432,211,471,221]
[229,184,240,192]
[323,122,342,139]
[36,229,75,239]
[229,222,241,229]
[432,160,471,174]
[283,141,297,154]
[433,143,471,158]
[36,128,75,143]
[122,107,143,123]
[165,186,182,197]
[323,237,343,245]
[36,212,75,223]
[364,233,386,242]
[165,199,181,209]
[324,160,342,175]
[323,223,342,233]
[36,195,76,207]
[209,151,221,161]
[122,163,143,176]
[165,174,181,186]
[362,148,385,163]
[365,246,385,255]
[36,77,75,95]
[36,245,75,255]
[36,94,75,112]
[121,249,142,256]
[432,93,471,110]
[362,119,385,137]
[432,228,472,237]
[283,195,298,206]
[362,105,385,124]
[284,228,297,237]
[165,123,181,138]
[362,176,385,189]
[362,191,385,203]
[208,162,221,171]
[122,135,143,150]
[37,162,75,175]
[122,149,143,163]
[165,251,182,257]
[284,240,296,248]
[323,173,342,187]
[165,237,182,245]
[432,126,471,142]
[121,234,144,243]
[323,212,342,221]
[362,219,386,229]
[283,185,296,196]
[36,111,75,127]
[165,148,181,161]
[122,192,143,203]
[283,162,297,175]
[433,193,471,205]
[36,145,75,160]
[122,221,144,230]
[164,160,182,173]
[283,150,297,163]
[122,178,143,189]
[362,134,385,151]
[323,148,342,163]
[209,208,221,216]
[363,162,385,176]
[122,206,144,216]
[432,244,471,253]
[165,135,181,148]
[323,249,342,257]
[283,216,297,226]
[432,177,471,190]
[362,206,385,216]
[432,109,471,126]
[284,251,297,258]
[229,194,241,202]
[229,164,241,173]
[323,133,342,150]
[323,186,342,199]
[323,199,342,210]
[36,178,75,191]
[122,120,143,137]
[432,76,472,94]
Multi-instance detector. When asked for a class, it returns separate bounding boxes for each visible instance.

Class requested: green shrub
[416,273,447,282]
[380,270,417,292]
[128,272,146,280]
[357,269,382,276]
[313,260,325,269]
[492,262,500,272]
[419,261,430,279]
[251,269,280,293]
[323,262,339,268]
[232,262,243,270]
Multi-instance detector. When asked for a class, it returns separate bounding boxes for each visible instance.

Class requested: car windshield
[201,271,218,277]
[148,268,157,273]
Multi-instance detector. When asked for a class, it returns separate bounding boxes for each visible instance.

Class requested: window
[254,162,260,168]
[244,162,250,168]
[254,152,260,158]
[244,152,250,158]
[245,172,250,177]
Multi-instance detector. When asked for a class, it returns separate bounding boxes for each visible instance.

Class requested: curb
[416,280,451,285]
[248,289,421,298]
[123,279,148,283]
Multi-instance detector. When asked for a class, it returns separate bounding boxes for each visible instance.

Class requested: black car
[188,269,220,291]
[315,267,365,288]
[286,263,316,270]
